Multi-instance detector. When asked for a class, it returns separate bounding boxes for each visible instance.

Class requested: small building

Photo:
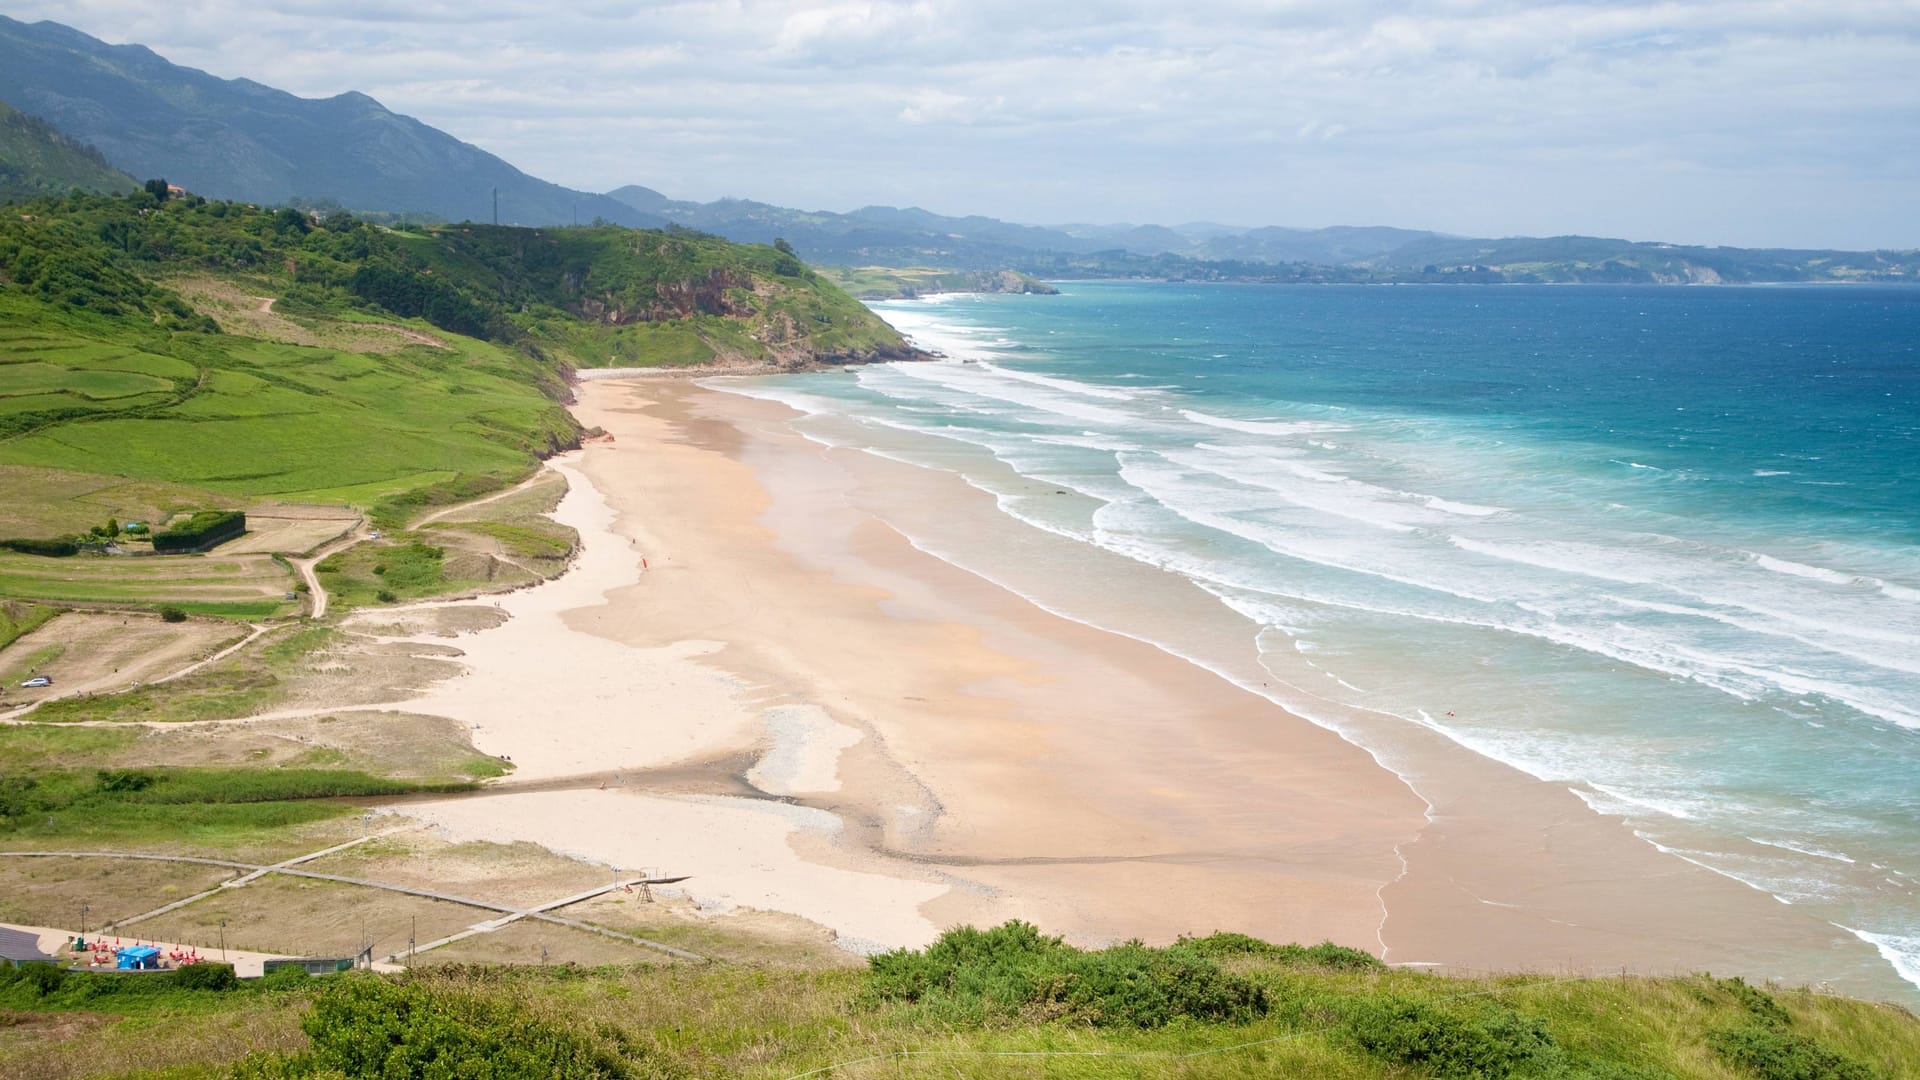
[115,945,162,970]
[263,956,357,976]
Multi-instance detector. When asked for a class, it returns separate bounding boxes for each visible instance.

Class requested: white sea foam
[1180,408,1347,436]
[881,363,1137,426]
[1835,926,1920,991]
[1753,553,1857,585]
[1424,496,1506,517]
[1753,469,1793,477]
[1747,837,1857,864]
[978,361,1137,401]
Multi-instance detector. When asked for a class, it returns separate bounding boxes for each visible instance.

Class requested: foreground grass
[2,925,1916,1080]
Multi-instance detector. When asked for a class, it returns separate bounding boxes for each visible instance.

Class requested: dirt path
[294,527,367,620]
[153,623,272,686]
[414,465,554,528]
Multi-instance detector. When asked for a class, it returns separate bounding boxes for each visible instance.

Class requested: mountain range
[0,15,658,230]
[2,15,1916,284]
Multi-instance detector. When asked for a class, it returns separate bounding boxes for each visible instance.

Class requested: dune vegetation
[3,922,1917,1079]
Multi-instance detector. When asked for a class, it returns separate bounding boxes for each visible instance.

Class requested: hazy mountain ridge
[0,16,659,230]
[603,187,1916,282]
[4,16,1913,285]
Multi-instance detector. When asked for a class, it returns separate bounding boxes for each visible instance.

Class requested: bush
[1708,1025,1880,1080]
[1177,931,1383,970]
[3,962,67,997]
[233,975,641,1079]
[97,768,155,793]
[1718,977,1793,1027]
[159,605,188,622]
[173,961,239,991]
[867,921,1268,1028]
[1346,995,1563,1079]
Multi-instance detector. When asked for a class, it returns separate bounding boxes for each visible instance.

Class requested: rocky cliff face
[566,268,754,324]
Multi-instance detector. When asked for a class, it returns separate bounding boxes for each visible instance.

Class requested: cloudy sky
[14,1,1920,248]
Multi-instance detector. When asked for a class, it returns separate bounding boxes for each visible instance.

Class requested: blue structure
[115,945,161,970]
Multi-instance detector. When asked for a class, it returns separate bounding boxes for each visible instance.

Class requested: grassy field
[22,624,334,725]
[0,599,59,651]
[0,287,564,612]
[0,549,294,618]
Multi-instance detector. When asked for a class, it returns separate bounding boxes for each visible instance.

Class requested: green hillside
[0,98,136,203]
[379,224,917,368]
[0,187,910,551]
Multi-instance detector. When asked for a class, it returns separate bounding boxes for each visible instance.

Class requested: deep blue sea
[723,282,1920,991]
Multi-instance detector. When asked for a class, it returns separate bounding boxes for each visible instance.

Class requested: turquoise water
[720,282,1920,991]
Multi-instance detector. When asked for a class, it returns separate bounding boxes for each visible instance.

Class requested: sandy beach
[379,376,1910,999]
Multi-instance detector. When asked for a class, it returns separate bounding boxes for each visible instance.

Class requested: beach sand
[390,377,1909,999]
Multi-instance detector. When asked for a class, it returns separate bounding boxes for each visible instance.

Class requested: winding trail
[293,527,366,620]
[154,623,273,685]
[414,465,554,528]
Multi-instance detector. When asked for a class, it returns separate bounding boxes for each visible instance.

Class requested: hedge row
[152,510,245,553]
[0,537,79,557]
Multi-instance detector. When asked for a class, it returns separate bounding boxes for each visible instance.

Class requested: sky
[11,1,1920,249]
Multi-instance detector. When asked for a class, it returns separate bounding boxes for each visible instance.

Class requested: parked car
[20,675,51,688]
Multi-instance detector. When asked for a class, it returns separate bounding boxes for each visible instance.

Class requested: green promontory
[0,188,913,574]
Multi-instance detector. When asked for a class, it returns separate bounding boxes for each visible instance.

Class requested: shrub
[234,974,641,1078]
[867,921,1267,1028]
[1046,941,1267,1027]
[1719,977,1793,1027]
[1346,995,1563,1079]
[1177,931,1382,970]
[1708,1025,1880,1080]
[5,962,67,997]
[173,961,239,991]
[159,605,188,622]
[97,768,155,793]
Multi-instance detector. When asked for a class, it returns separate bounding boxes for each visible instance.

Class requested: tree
[143,178,170,202]
[773,237,795,255]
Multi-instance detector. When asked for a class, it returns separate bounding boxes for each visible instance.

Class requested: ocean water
[716,282,1920,991]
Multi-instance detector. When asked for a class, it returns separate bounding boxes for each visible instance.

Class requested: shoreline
[376,375,1913,1000]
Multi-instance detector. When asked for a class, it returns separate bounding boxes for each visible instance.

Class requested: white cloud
[7,0,1918,245]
